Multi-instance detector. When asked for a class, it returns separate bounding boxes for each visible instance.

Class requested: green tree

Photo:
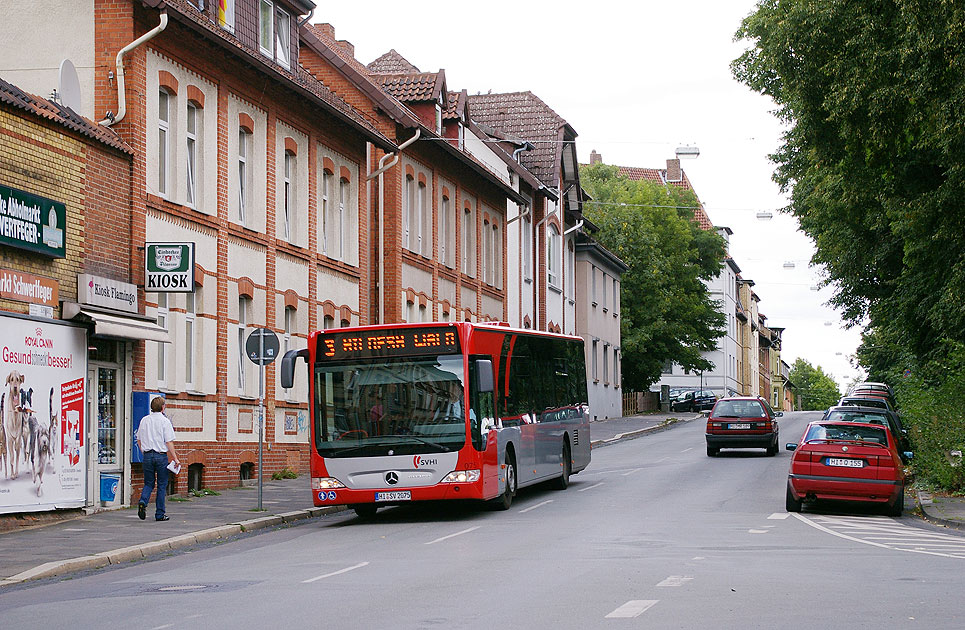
[580,163,726,390]
[731,1,965,369]
[789,358,841,411]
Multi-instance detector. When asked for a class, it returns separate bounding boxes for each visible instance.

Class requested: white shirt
[137,411,175,453]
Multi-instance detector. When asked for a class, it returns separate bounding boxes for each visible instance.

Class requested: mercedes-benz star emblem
[842,446,849,452]
[385,471,399,485]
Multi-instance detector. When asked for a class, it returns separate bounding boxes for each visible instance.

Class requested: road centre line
[578,482,605,492]
[748,529,769,534]
[791,513,965,559]
[656,576,693,587]
[768,513,790,520]
[302,562,370,583]
[621,468,643,476]
[425,526,481,545]
[680,447,693,453]
[605,600,659,618]
[520,500,554,513]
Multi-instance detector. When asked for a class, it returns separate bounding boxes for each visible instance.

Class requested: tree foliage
[732,0,965,368]
[788,358,841,411]
[580,163,726,391]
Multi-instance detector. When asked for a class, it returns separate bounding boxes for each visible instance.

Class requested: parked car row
[670,388,718,412]
[703,381,913,517]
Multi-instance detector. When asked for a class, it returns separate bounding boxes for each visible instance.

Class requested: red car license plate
[826,458,863,468]
[728,423,751,429]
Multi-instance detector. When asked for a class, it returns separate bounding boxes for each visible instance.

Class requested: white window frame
[157,293,168,387]
[185,101,198,207]
[603,344,610,384]
[237,295,249,392]
[275,8,291,69]
[283,305,294,395]
[338,178,347,260]
[283,151,293,241]
[440,195,450,266]
[548,226,561,288]
[323,315,334,330]
[591,265,597,304]
[185,291,196,389]
[591,339,598,381]
[481,220,490,284]
[462,207,473,276]
[403,175,413,252]
[238,128,250,224]
[417,181,426,255]
[158,89,170,197]
[321,169,331,254]
[522,216,532,280]
[218,0,235,32]
[601,271,607,310]
[492,221,500,287]
[435,103,442,135]
[259,0,274,57]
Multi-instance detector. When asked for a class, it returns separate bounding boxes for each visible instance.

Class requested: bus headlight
[441,469,480,483]
[311,477,345,490]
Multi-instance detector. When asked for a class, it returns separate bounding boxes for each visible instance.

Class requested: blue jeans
[138,451,169,519]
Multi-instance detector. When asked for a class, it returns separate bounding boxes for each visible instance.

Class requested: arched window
[158,89,171,197]
[547,225,561,287]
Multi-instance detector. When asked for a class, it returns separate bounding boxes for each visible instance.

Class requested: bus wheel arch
[491,445,517,511]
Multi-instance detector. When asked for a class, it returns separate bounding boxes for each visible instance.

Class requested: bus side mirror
[476,358,494,393]
[280,348,309,389]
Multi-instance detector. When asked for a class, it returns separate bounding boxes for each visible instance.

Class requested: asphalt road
[1,411,963,628]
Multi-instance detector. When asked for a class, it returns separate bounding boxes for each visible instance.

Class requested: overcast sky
[314,0,864,391]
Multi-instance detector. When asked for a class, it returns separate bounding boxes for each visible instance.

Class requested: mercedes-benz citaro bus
[280,322,591,517]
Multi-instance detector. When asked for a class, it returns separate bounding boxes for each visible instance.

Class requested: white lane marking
[680,447,693,453]
[186,615,203,619]
[64,528,88,531]
[579,482,605,492]
[748,529,769,534]
[520,500,554,513]
[302,561,370,583]
[656,457,669,463]
[656,575,694,587]
[768,513,790,520]
[605,600,659,618]
[151,625,173,630]
[425,526,481,545]
[791,514,965,559]
[621,468,643,476]
[692,556,705,560]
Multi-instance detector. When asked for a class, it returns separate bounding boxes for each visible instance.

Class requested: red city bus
[280,322,590,516]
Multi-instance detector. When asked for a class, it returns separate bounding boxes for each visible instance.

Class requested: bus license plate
[375,491,411,502]
[728,423,751,429]
[827,458,863,468]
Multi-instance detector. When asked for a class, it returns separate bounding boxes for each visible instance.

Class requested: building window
[283,151,293,241]
[603,344,610,384]
[417,181,426,255]
[237,295,249,391]
[218,0,235,31]
[548,226,560,287]
[591,265,597,304]
[418,304,427,322]
[601,272,607,310]
[238,127,250,224]
[157,293,168,387]
[259,0,274,56]
[440,195,452,267]
[462,207,474,276]
[566,242,574,298]
[337,178,348,260]
[522,216,532,280]
[283,305,295,395]
[321,169,332,254]
[185,291,196,389]
[614,349,620,388]
[613,278,619,313]
[435,103,442,135]
[158,89,171,197]
[275,9,291,69]
[591,340,598,381]
[323,315,334,330]
[481,220,490,284]
[403,175,414,251]
[185,101,198,207]
[492,222,500,287]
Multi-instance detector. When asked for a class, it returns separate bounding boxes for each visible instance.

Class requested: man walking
[136,396,180,521]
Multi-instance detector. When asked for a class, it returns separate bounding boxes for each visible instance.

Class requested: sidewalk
[1,411,961,587]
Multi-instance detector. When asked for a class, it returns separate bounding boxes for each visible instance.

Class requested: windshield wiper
[377,434,451,452]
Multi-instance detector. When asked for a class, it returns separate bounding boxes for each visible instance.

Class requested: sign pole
[258,329,265,511]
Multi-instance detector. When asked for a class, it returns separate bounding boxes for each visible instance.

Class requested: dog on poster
[27,409,50,495]
[3,371,26,479]
[46,387,58,473]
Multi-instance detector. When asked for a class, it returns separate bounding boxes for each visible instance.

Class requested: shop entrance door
[87,341,125,507]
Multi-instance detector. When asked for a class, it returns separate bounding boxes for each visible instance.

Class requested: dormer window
[276,9,291,69]
[259,0,274,57]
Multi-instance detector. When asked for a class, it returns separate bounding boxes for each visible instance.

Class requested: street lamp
[675,145,700,159]
[756,211,774,220]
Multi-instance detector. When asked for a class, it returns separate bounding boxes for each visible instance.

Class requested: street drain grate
[155,584,210,592]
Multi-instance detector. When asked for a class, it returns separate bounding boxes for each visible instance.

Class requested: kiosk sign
[145,242,195,292]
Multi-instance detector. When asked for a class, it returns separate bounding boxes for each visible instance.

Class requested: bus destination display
[317,327,460,359]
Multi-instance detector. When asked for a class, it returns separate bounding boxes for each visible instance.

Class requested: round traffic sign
[246,327,280,365]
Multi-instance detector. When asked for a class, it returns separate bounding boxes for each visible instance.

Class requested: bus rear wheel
[552,441,571,490]
[353,504,378,518]
[491,454,516,511]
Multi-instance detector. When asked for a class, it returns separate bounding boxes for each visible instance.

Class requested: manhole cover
[155,584,209,592]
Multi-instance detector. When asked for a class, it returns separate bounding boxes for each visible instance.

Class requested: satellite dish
[58,59,82,112]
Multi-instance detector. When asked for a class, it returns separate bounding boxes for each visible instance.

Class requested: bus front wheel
[492,454,517,511]
[552,441,571,490]
[353,504,378,518]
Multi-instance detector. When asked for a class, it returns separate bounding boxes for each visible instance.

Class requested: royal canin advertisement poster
[1,317,87,513]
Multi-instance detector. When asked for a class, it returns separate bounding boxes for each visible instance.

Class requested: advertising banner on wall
[0,315,87,513]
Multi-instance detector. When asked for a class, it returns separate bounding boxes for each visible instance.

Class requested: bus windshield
[314,355,466,457]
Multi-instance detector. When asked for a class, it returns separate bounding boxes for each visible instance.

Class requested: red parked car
[785,421,912,516]
[705,396,781,457]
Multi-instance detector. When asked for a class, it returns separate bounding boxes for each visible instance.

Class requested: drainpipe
[366,128,421,323]
[563,219,583,236]
[100,11,169,127]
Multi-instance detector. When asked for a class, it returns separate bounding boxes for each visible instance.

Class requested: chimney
[337,40,355,58]
[316,23,335,39]
[666,158,681,182]
[589,150,602,165]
